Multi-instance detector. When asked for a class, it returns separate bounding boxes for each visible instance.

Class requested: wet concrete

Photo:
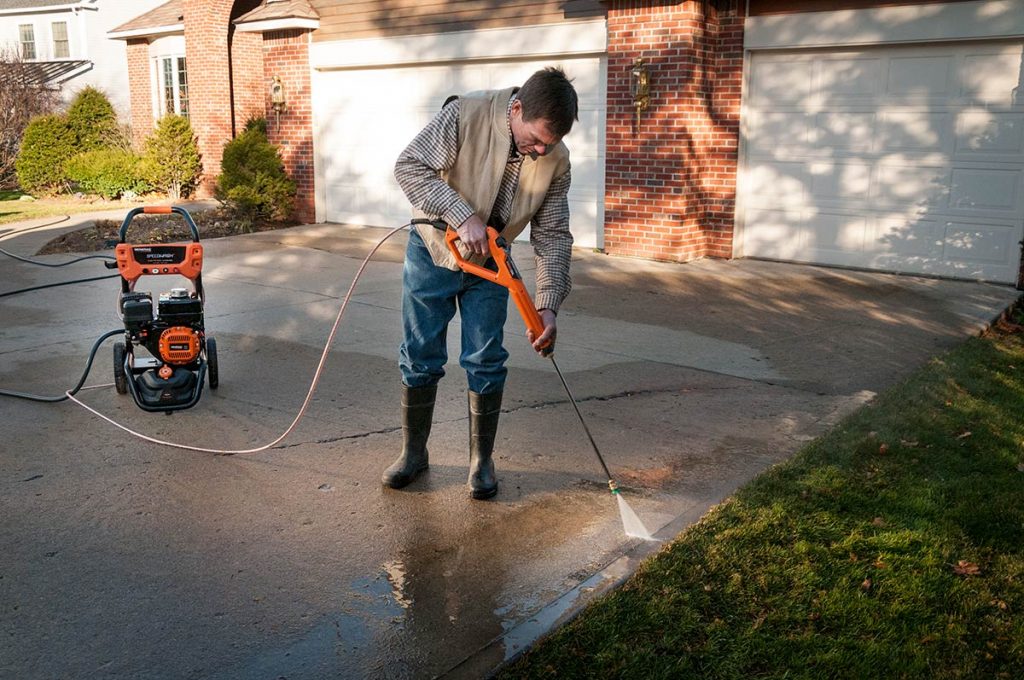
[1,217,1020,678]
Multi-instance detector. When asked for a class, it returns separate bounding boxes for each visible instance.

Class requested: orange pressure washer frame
[113,206,204,285]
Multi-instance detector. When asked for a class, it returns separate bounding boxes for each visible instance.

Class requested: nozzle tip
[608,480,619,494]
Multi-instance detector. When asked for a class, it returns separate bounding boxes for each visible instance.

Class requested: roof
[109,0,182,35]
[0,0,78,9]
[235,0,318,24]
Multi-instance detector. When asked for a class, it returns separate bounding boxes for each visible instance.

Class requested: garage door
[313,56,606,249]
[740,42,1024,283]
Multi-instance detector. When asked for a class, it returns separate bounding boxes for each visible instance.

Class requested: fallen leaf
[878,443,889,455]
[955,430,972,440]
[860,578,872,591]
[1017,463,1024,473]
[872,517,886,527]
[900,439,919,448]
[873,558,887,569]
[953,560,981,577]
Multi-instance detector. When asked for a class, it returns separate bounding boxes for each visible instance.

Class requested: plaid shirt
[394,96,573,313]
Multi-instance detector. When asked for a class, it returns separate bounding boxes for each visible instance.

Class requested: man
[385,67,578,500]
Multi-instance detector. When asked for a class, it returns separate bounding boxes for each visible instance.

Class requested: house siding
[308,0,604,41]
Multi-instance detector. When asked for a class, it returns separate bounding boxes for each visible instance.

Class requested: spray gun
[413,219,620,495]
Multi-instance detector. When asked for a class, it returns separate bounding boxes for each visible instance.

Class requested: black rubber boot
[468,390,502,500]
[382,384,437,489]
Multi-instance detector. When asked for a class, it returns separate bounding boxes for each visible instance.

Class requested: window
[52,22,69,59]
[158,56,189,117]
[19,24,35,60]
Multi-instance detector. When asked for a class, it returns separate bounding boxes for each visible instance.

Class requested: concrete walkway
[1,217,1019,679]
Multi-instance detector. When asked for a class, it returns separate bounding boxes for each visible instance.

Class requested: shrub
[66,86,118,152]
[15,113,75,193]
[215,127,294,227]
[66,149,149,199]
[141,115,202,200]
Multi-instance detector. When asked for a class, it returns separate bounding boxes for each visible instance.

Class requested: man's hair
[517,67,579,138]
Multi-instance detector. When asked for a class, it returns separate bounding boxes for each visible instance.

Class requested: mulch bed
[37,207,299,254]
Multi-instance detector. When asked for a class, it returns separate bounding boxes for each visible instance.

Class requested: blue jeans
[399,229,509,394]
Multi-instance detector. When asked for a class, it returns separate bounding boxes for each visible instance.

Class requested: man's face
[510,99,560,159]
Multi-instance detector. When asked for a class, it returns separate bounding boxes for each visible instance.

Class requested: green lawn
[503,308,1024,679]
[0,190,138,226]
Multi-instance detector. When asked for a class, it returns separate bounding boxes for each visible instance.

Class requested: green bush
[66,86,118,152]
[215,127,294,226]
[66,149,149,199]
[141,115,202,200]
[14,113,75,193]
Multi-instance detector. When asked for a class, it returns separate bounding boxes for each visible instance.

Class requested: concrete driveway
[1,214,1019,679]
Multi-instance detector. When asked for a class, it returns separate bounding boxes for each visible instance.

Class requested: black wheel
[113,341,128,395]
[206,336,219,390]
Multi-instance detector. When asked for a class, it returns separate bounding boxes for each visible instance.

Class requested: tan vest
[413,86,571,270]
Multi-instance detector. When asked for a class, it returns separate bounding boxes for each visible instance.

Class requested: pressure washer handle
[419,219,551,353]
[118,206,201,243]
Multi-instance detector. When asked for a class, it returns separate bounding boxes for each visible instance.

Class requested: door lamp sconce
[630,58,650,130]
[270,75,286,131]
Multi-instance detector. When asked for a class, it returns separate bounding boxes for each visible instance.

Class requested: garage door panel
[960,48,1024,106]
[809,160,872,202]
[749,57,813,104]
[944,222,1018,264]
[885,55,954,102]
[949,168,1022,213]
[955,111,1024,159]
[742,42,1024,283]
[877,111,951,152]
[813,112,876,152]
[815,57,881,101]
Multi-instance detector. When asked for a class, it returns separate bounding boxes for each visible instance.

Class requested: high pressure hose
[0,215,120,298]
[0,329,122,402]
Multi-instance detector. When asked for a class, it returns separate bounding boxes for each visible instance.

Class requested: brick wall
[125,39,153,151]
[184,0,235,196]
[263,29,315,224]
[231,29,265,131]
[604,0,745,262]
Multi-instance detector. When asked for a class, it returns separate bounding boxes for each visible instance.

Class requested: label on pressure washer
[133,246,186,265]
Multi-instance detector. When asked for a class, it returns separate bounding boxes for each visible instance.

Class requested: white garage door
[740,42,1024,283]
[313,56,606,249]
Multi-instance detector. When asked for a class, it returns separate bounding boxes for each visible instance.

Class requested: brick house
[110,0,1024,286]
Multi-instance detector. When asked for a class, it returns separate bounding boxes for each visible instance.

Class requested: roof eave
[233,17,319,33]
[107,23,183,40]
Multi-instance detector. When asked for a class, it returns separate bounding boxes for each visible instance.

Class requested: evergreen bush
[141,115,202,200]
[66,86,118,152]
[14,114,75,193]
[66,149,149,199]
[215,127,294,227]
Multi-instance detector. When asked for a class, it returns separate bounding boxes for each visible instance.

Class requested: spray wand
[419,219,622,495]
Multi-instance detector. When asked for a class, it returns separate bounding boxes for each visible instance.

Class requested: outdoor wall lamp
[630,57,650,130]
[270,75,286,131]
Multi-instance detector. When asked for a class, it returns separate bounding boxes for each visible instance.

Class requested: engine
[120,287,204,366]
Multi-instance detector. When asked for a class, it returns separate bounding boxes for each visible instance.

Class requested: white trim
[108,24,183,40]
[310,19,607,70]
[0,3,86,16]
[234,17,319,33]
[745,0,1024,50]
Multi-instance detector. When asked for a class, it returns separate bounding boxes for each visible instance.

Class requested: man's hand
[527,308,558,356]
[456,215,489,256]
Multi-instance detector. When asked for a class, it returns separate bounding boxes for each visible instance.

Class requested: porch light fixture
[270,75,286,131]
[630,57,650,130]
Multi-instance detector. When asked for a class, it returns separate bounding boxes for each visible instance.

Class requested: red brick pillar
[183,0,235,196]
[126,39,153,150]
[604,0,744,262]
[231,29,265,130]
[263,29,315,224]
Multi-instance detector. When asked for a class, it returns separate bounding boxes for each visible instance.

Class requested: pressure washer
[106,206,218,412]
